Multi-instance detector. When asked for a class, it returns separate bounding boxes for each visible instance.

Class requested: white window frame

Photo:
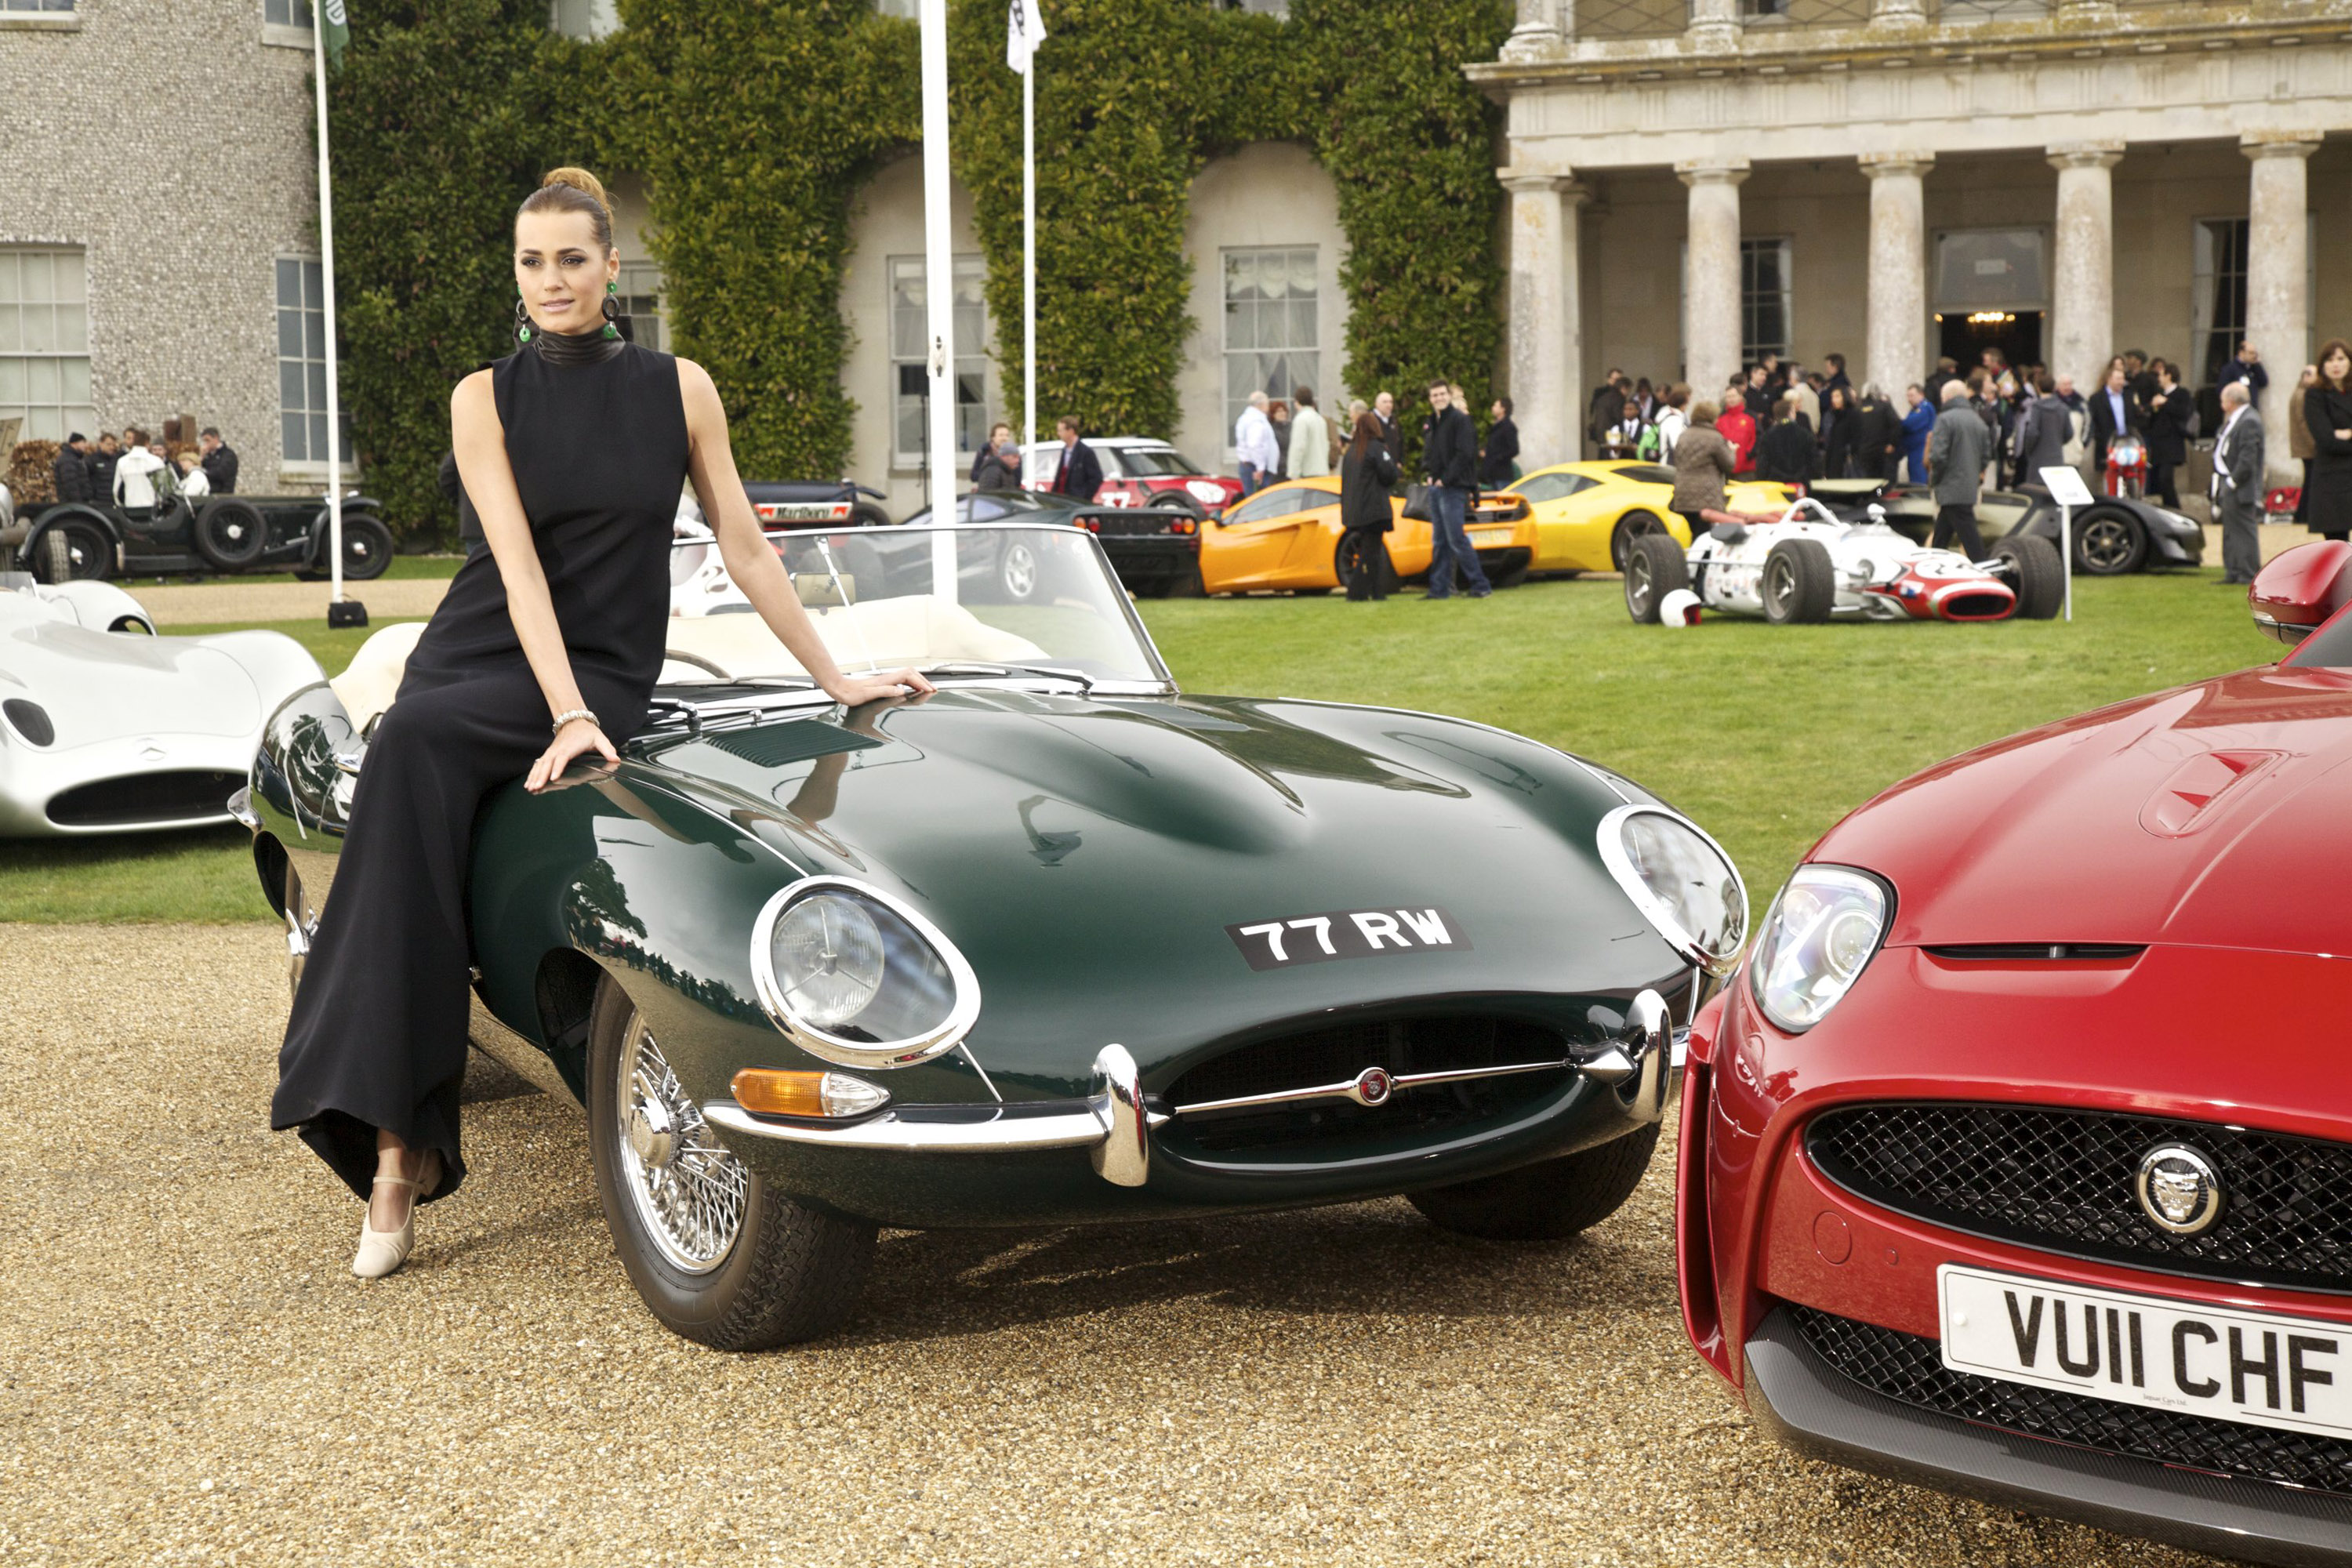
[0,247,95,447]
[1740,237,1792,367]
[1221,245,1319,457]
[615,258,666,354]
[261,0,311,49]
[276,255,354,480]
[887,254,992,472]
[0,0,80,29]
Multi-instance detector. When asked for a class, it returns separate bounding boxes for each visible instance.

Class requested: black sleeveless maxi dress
[272,339,690,1203]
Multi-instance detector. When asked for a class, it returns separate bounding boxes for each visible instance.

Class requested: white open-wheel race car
[1621,498,2066,626]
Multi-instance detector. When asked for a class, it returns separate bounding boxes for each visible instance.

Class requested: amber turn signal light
[731,1068,891,1120]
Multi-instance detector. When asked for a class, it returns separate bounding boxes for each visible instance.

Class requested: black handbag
[1401,481,1434,522]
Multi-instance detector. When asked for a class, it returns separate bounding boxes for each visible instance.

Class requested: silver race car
[0,574,323,836]
[1623,498,2065,626]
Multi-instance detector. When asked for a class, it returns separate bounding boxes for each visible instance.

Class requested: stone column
[2046,142,2122,404]
[1501,0,1565,59]
[1678,159,1749,411]
[1686,0,1739,53]
[1860,153,1932,397]
[2245,132,2321,483]
[1501,169,1585,470]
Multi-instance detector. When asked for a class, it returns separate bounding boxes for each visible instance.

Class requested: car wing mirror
[2251,540,2352,645]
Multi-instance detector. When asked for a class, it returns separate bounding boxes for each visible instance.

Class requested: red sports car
[1679,540,2352,1566]
[1022,437,1243,518]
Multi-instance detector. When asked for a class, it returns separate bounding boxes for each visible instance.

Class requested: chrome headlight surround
[1749,864,1894,1034]
[749,875,982,1070]
[1596,804,1750,978]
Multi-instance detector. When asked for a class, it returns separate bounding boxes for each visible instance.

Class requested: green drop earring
[601,279,622,341]
[514,292,532,345]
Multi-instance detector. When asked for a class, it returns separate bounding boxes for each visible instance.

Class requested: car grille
[1807,1104,2352,1294]
[46,770,245,828]
[1167,1015,1570,1155]
[1791,1305,2352,1499]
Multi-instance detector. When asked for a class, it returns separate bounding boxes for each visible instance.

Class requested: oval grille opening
[46,770,245,828]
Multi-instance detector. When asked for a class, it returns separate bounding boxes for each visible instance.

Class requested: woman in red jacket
[1715,375,1759,475]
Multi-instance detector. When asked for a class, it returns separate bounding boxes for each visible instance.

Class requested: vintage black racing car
[10,487,394,584]
[238,521,1743,1348]
[1809,478,2204,576]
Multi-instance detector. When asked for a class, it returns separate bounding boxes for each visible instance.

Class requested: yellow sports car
[1504,461,1791,575]
[1199,475,1537,596]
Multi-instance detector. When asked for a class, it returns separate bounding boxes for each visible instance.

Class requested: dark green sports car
[238,523,1746,1348]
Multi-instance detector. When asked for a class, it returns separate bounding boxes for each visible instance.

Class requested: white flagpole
[1022,50,1036,489]
[920,0,956,518]
[310,9,347,612]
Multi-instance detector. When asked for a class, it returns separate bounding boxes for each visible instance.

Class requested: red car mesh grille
[1792,1306,2352,1498]
[1806,1103,2352,1294]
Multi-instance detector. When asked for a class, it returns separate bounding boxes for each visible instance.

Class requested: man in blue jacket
[1048,416,1102,502]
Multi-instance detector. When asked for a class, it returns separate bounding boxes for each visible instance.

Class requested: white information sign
[2040,466,2096,508]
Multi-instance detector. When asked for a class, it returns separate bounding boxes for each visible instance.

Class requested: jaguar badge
[2134,1143,2223,1236]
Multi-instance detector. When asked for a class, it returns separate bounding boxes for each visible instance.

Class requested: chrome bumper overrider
[703,990,1678,1188]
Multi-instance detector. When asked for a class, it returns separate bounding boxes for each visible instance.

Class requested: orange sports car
[1197,476,1537,595]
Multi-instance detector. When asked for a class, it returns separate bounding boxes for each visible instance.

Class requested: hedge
[328,0,1512,546]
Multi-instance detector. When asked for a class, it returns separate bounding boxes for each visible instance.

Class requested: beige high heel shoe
[351,1149,443,1279]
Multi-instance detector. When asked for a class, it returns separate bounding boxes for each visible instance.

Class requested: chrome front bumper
[702,989,1680,1190]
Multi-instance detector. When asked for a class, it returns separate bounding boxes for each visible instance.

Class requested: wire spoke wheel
[615,1015,747,1274]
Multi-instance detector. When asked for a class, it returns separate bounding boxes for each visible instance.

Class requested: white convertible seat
[330,619,427,731]
[660,595,1046,681]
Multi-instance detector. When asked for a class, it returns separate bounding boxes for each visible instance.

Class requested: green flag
[320,0,349,67]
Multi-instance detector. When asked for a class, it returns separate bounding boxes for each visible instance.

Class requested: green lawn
[118,554,463,588]
[0,566,2280,924]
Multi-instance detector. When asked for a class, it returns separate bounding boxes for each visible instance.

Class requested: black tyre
[192,499,267,569]
[587,978,876,1349]
[2071,505,2147,575]
[1610,509,1669,572]
[33,518,112,583]
[1410,1123,1661,1240]
[850,500,892,530]
[1622,531,1690,623]
[316,511,394,582]
[1486,554,1531,590]
[1994,532,2065,620]
[1761,538,1836,624]
[1149,490,1205,520]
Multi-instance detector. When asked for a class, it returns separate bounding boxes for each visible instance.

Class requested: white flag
[1007,0,1047,74]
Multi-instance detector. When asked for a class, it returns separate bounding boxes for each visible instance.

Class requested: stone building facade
[0,0,332,493]
[1474,0,2352,481]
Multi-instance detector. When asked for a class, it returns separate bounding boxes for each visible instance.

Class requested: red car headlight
[1750,866,1892,1033]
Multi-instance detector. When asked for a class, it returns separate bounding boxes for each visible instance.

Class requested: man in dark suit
[2088,365,2143,477]
[1048,416,1102,502]
[1850,387,1899,480]
[1421,379,1489,601]
[2212,382,2265,586]
[52,434,92,503]
[198,428,238,494]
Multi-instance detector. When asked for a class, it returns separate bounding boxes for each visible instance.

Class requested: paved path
[130,577,450,628]
[0,924,2216,1567]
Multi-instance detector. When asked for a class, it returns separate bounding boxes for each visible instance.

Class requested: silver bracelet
[550,707,598,735]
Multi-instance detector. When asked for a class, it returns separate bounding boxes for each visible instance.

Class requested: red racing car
[1678,539,2352,1565]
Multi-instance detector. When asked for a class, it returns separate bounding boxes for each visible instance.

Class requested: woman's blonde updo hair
[518,165,615,252]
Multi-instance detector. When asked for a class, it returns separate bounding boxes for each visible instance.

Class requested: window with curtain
[889,255,990,468]
[1740,238,1792,365]
[616,259,665,353]
[0,249,94,443]
[2192,218,2250,390]
[278,257,353,466]
[1223,247,1319,444]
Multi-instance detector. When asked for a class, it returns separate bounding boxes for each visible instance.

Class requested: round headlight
[1599,805,1748,975]
[752,878,979,1068]
[1751,866,1892,1033]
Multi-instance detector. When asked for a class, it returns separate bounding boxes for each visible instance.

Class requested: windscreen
[662,525,1168,687]
[1117,447,1204,477]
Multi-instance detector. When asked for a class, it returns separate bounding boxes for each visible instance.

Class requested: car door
[1509,471,1596,570]
[1202,482,1330,592]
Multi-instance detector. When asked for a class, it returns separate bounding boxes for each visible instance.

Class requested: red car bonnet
[1805,666,2352,957]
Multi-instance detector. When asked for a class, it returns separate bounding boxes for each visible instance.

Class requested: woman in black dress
[273,169,931,1278]
[1338,412,1398,601]
[2306,340,2352,545]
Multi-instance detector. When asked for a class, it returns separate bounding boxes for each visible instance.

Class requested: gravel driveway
[0,924,2221,1567]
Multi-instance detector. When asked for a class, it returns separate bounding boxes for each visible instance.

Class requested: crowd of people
[45,427,240,509]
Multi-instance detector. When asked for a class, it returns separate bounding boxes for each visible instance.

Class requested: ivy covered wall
[330,0,1512,545]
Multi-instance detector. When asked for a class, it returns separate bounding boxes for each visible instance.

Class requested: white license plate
[1940,1265,2352,1440]
[1467,526,1511,544]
